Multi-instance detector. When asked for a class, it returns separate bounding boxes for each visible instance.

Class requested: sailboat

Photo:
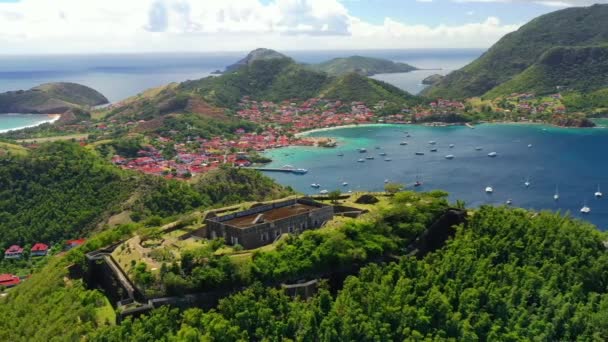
[581,200,591,214]
[553,185,559,201]
[524,177,531,188]
[506,199,513,205]
[595,185,603,198]
[414,172,423,187]
[485,186,494,193]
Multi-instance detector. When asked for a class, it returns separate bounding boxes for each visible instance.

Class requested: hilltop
[224,48,292,73]
[424,4,608,99]
[310,55,417,76]
[0,82,108,114]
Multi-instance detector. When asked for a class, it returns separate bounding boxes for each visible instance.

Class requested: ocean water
[0,114,58,133]
[262,124,608,230]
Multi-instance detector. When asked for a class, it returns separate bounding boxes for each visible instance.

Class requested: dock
[247,167,308,175]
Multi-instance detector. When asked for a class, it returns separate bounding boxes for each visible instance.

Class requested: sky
[0,0,606,54]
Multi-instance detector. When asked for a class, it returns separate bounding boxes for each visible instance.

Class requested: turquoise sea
[262,124,608,230]
[0,114,57,133]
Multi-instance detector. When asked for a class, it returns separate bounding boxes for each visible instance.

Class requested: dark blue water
[0,49,482,102]
[263,124,608,230]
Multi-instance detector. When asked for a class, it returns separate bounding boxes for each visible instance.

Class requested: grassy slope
[425,4,608,99]
[485,45,608,98]
[311,56,417,76]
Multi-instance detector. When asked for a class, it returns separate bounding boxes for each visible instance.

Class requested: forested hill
[424,4,608,99]
[179,57,420,109]
[91,206,608,340]
[310,55,418,76]
[224,48,292,73]
[485,45,608,98]
[0,82,108,114]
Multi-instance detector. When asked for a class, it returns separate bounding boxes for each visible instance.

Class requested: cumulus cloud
[0,0,525,53]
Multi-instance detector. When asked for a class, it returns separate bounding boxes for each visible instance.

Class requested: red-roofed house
[4,245,23,259]
[0,274,20,288]
[31,243,49,257]
[66,239,86,250]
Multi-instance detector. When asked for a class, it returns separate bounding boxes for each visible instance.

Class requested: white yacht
[310,183,321,188]
[449,144,455,148]
[581,204,591,214]
[488,152,498,157]
[429,141,437,145]
[342,182,348,187]
[554,186,560,201]
[485,186,494,193]
[357,158,365,163]
[475,146,483,151]
[400,141,408,145]
[319,190,329,195]
[384,158,392,162]
[528,144,533,148]
[595,185,603,198]
[506,199,513,205]
[524,177,531,188]
[445,155,455,160]
[384,179,389,184]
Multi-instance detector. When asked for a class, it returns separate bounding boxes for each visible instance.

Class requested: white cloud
[0,0,524,53]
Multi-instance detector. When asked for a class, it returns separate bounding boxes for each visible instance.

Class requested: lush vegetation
[0,82,108,114]
[0,142,137,248]
[311,55,417,76]
[485,45,608,98]
[425,4,608,99]
[89,205,608,341]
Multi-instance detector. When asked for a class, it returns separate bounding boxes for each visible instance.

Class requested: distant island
[310,55,418,76]
[221,48,420,77]
[0,82,108,114]
[422,74,444,85]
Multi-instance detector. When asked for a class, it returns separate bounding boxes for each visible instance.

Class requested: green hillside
[180,57,418,108]
[24,204,604,341]
[0,82,108,114]
[485,45,608,98]
[425,4,608,99]
[311,55,417,76]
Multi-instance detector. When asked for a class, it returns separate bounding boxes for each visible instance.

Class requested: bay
[261,124,608,230]
[0,114,58,133]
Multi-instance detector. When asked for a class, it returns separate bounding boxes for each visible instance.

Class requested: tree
[327,190,341,203]
[384,182,404,195]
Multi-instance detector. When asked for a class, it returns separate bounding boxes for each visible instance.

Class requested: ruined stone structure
[205,198,334,249]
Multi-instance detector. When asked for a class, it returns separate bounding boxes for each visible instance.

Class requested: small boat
[524,177,531,188]
[319,190,329,195]
[429,141,437,145]
[430,148,438,152]
[414,181,422,187]
[365,156,375,160]
[337,153,344,157]
[506,199,513,205]
[595,185,603,198]
[358,148,367,153]
[406,134,411,138]
[379,152,387,156]
[384,179,389,184]
[348,190,353,194]
[342,182,348,186]
[554,186,560,201]
[528,144,533,148]
[384,158,392,162]
[310,183,321,188]
[400,141,408,146]
[445,155,455,159]
[357,159,365,163]
[475,147,483,151]
[449,144,455,148]
[415,152,425,156]
[293,168,308,175]
[581,204,591,214]
[375,146,381,150]
[488,152,498,157]
[485,186,493,193]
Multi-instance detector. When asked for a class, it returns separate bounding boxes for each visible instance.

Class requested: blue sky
[0,0,605,54]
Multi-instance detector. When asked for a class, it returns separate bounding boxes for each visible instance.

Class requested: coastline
[295,123,403,137]
[0,113,61,134]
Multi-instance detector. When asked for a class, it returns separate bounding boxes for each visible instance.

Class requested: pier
[247,167,308,174]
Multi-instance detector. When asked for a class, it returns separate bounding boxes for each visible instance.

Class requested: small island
[311,55,418,76]
[0,82,108,114]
